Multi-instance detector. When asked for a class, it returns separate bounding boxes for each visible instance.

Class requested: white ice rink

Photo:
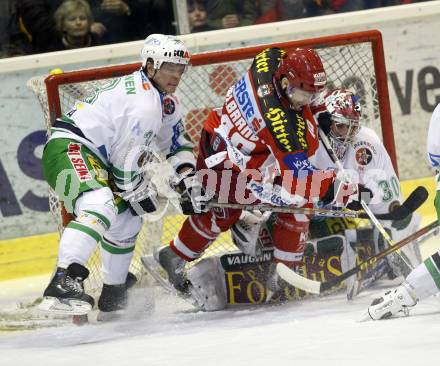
[1,272,440,366]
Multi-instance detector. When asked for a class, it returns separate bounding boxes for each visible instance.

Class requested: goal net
[28,30,395,295]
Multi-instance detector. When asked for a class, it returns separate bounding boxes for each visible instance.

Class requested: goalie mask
[325,89,361,160]
[140,34,191,72]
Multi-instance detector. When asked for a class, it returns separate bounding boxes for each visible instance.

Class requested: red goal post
[29,29,395,294]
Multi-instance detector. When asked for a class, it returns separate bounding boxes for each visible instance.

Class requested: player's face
[153,62,186,94]
[330,119,359,143]
[282,78,314,111]
[330,122,349,140]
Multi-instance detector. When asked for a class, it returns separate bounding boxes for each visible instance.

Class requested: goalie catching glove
[118,178,159,216]
[173,169,209,215]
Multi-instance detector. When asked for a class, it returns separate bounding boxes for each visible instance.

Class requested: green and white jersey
[310,126,402,215]
[49,69,195,191]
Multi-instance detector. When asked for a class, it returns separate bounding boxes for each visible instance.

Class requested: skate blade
[357,311,373,322]
[96,310,125,322]
[37,297,92,316]
[141,255,201,309]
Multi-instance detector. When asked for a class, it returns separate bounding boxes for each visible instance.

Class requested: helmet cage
[325,89,361,159]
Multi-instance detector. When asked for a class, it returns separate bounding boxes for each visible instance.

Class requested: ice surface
[1,274,440,366]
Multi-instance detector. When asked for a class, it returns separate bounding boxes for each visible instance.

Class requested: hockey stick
[207,185,427,220]
[277,220,439,294]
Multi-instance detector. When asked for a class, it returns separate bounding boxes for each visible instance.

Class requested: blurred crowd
[0,0,433,59]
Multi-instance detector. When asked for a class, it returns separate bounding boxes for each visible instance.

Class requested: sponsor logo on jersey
[353,140,377,154]
[234,77,255,119]
[144,130,154,145]
[124,74,136,95]
[212,135,222,151]
[428,152,440,169]
[87,155,108,184]
[67,143,92,181]
[257,83,274,98]
[355,147,373,165]
[255,49,270,73]
[265,107,308,152]
[225,90,259,142]
[171,120,184,151]
[163,97,175,115]
[283,151,316,178]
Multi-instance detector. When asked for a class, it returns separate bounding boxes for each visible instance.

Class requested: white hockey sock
[100,237,135,285]
[57,225,100,268]
[406,254,440,301]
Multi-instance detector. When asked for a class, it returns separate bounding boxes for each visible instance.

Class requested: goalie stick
[277,220,439,294]
[208,185,428,221]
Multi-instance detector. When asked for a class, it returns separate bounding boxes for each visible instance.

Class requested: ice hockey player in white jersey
[366,103,440,320]
[38,34,201,318]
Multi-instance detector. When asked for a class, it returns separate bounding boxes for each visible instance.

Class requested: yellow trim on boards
[0,177,437,281]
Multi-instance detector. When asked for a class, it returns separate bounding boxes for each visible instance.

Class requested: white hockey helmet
[140,34,191,70]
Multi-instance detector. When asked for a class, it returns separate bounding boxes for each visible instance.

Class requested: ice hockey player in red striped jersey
[144,47,366,305]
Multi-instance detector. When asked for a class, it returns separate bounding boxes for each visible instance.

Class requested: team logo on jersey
[163,97,175,115]
[355,147,373,165]
[257,84,274,98]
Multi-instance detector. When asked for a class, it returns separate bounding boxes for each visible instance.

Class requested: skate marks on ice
[2,281,440,366]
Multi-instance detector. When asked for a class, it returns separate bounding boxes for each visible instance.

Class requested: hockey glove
[321,180,372,210]
[118,178,159,216]
[174,170,208,215]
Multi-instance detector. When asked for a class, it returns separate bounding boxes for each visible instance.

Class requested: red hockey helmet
[274,48,327,93]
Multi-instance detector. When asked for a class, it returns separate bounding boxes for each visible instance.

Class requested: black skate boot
[39,263,95,315]
[97,272,137,321]
[156,246,191,296]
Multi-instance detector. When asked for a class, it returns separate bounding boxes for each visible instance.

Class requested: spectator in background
[188,0,215,32]
[91,0,175,44]
[17,0,107,53]
[255,0,306,24]
[0,0,31,57]
[205,0,258,29]
[53,0,100,49]
[304,0,364,16]
[17,0,63,53]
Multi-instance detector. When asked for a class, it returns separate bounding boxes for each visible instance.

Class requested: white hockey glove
[173,170,209,215]
[118,178,159,216]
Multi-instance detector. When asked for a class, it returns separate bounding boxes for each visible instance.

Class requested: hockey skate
[96,272,137,322]
[364,281,418,320]
[265,262,284,302]
[38,263,95,316]
[142,245,192,297]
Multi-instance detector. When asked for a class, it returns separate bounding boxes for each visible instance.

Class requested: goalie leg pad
[187,257,228,311]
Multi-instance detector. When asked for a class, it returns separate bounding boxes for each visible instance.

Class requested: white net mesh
[28,36,388,295]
